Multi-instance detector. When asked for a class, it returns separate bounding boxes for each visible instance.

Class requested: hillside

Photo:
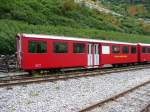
[100,0,150,18]
[0,0,150,54]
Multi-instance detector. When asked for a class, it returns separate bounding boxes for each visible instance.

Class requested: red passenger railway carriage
[138,43,150,63]
[16,34,139,71]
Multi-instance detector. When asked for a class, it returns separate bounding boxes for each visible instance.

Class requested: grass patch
[30,91,39,97]
[32,74,42,78]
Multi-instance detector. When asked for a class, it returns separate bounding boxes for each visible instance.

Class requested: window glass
[112,46,120,54]
[88,44,92,54]
[142,47,146,53]
[94,45,99,54]
[53,42,68,53]
[148,48,150,53]
[29,41,36,53]
[29,41,47,53]
[73,43,85,53]
[122,46,129,54]
[37,42,47,53]
[131,46,136,54]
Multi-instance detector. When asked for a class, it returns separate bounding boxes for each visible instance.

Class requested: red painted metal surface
[100,43,138,65]
[16,34,150,71]
[21,37,87,70]
[138,44,150,62]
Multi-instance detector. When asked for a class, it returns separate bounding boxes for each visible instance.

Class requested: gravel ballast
[90,83,150,112]
[0,69,150,112]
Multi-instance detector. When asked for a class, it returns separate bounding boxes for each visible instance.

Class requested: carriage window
[122,46,129,54]
[131,46,136,54]
[73,43,85,53]
[148,48,150,53]
[29,41,47,53]
[29,41,36,53]
[53,42,68,53]
[142,47,146,53]
[112,46,120,54]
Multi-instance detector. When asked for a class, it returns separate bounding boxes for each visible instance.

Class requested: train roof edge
[17,33,150,46]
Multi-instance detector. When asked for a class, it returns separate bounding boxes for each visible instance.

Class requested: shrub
[61,0,80,13]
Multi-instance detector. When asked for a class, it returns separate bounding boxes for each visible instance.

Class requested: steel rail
[141,104,150,112]
[79,80,150,112]
[0,64,150,87]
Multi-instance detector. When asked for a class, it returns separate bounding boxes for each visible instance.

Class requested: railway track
[79,80,150,112]
[0,64,150,87]
[142,104,150,112]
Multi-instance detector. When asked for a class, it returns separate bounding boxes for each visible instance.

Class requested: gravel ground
[90,83,150,112]
[0,69,150,112]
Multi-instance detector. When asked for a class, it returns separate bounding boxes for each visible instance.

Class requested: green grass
[0,0,150,54]
[0,19,149,54]
[32,74,42,78]
[0,0,149,34]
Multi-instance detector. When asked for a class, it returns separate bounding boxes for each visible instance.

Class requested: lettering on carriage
[114,55,128,58]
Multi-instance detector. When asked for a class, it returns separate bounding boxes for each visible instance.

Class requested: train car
[16,34,138,71]
[138,43,150,63]
[100,42,138,67]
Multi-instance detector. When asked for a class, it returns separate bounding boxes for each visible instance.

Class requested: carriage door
[94,44,99,66]
[88,44,93,66]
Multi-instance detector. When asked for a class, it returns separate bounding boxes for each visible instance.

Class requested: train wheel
[113,64,119,68]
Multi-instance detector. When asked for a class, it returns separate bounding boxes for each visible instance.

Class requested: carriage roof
[19,33,138,45]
